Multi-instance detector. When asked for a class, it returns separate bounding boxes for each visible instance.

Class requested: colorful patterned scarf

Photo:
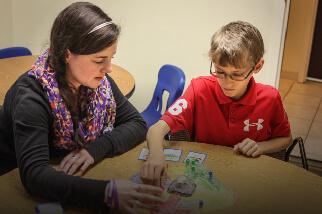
[28,49,116,150]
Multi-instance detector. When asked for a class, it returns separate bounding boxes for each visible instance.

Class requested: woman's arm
[9,74,164,213]
[85,74,148,162]
[10,76,108,210]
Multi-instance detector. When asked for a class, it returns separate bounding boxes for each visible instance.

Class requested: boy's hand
[233,138,262,157]
[140,154,167,189]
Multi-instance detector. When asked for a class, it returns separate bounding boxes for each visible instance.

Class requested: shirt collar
[215,76,257,106]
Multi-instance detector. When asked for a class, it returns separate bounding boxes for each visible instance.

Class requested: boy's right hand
[140,154,168,189]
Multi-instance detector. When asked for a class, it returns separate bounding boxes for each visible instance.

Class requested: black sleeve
[11,80,108,211]
[85,74,148,162]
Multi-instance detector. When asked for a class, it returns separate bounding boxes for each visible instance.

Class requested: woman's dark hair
[49,2,120,148]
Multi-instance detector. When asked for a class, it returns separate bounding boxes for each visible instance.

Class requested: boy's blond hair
[209,21,264,69]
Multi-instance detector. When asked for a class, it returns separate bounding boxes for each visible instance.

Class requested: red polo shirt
[161,76,290,147]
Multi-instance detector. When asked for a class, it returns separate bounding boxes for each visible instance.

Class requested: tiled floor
[278,79,322,161]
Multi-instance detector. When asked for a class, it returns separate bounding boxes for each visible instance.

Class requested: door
[308,1,322,81]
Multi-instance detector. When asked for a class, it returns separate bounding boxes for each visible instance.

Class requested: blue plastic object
[141,64,185,128]
[0,47,32,59]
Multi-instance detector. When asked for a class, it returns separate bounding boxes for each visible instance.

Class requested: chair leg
[286,137,309,170]
[298,137,309,170]
[285,139,297,162]
[164,133,170,140]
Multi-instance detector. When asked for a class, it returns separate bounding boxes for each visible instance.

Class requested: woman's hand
[233,138,262,157]
[108,180,165,214]
[58,149,94,175]
[140,154,168,189]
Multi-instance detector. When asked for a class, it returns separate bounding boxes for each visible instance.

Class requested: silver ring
[71,156,76,160]
[135,200,140,207]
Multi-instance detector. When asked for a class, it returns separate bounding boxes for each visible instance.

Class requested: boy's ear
[253,59,264,74]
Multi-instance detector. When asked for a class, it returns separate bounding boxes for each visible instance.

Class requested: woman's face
[65,40,118,90]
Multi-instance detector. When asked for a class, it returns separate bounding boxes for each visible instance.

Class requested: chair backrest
[148,64,185,114]
[170,129,190,141]
[0,47,32,59]
[141,65,185,128]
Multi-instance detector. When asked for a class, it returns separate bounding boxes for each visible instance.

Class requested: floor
[278,79,322,176]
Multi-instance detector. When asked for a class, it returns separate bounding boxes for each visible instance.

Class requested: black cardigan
[0,72,147,210]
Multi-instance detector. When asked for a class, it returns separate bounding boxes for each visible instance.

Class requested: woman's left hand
[233,138,262,157]
[112,180,165,214]
[58,149,94,175]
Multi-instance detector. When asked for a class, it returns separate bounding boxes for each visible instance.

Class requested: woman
[0,2,163,213]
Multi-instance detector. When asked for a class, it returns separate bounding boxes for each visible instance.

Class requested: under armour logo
[243,119,264,131]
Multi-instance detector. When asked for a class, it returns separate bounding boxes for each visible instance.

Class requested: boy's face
[213,60,264,101]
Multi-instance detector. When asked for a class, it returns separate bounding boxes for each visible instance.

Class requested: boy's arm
[258,133,293,154]
[140,120,170,188]
[140,80,197,187]
[234,88,292,157]
[233,133,293,157]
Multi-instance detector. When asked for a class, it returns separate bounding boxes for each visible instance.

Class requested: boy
[140,21,292,188]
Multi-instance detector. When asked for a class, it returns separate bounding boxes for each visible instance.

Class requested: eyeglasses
[210,61,255,81]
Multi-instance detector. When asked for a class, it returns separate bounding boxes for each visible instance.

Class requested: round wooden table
[0,140,321,214]
[0,55,135,105]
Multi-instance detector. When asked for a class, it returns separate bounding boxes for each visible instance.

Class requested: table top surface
[0,140,321,214]
[0,55,135,105]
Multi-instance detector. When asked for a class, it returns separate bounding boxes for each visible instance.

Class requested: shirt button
[230,118,235,123]
[230,110,235,115]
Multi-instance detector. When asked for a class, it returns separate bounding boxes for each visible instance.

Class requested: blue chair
[141,64,186,128]
[0,47,32,59]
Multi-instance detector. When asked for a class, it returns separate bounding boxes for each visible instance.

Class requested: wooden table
[0,55,135,105]
[0,140,322,214]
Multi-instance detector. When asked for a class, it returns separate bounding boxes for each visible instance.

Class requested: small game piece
[199,200,203,208]
[191,159,196,172]
[191,165,195,172]
[186,158,190,166]
[209,170,213,179]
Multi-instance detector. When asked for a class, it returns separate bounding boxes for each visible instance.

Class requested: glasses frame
[209,61,255,81]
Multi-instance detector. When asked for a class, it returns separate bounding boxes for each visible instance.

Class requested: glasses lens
[215,72,225,79]
[231,76,244,81]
